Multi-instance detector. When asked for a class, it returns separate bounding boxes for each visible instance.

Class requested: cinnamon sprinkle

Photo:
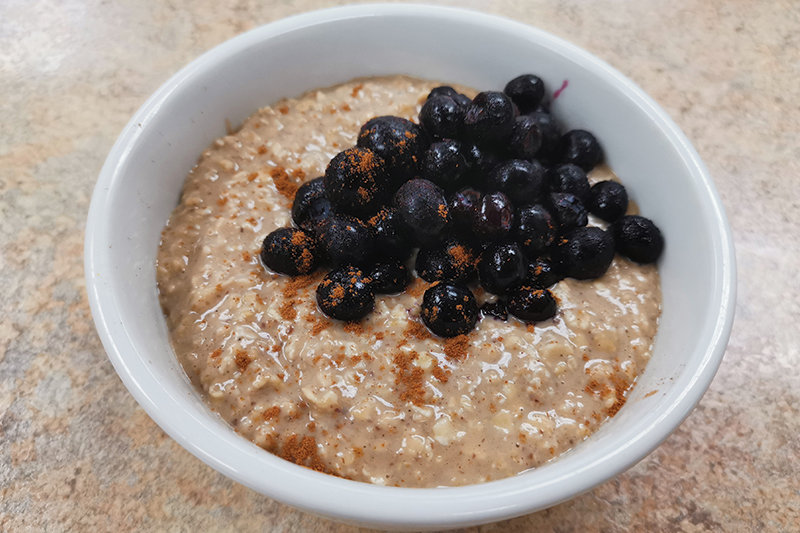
[431,364,450,383]
[404,320,431,340]
[234,350,251,372]
[392,350,425,405]
[278,434,328,472]
[270,166,299,199]
[263,406,280,421]
[343,322,364,335]
[443,334,469,360]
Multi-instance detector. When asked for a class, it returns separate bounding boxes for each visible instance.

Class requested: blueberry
[393,179,450,246]
[559,129,603,171]
[507,286,557,322]
[420,96,464,140]
[318,215,373,267]
[422,140,470,190]
[480,300,508,321]
[260,227,319,276]
[473,191,515,241]
[504,74,546,113]
[554,226,615,279]
[292,177,333,232]
[527,111,562,162]
[357,116,428,184]
[609,215,664,263]
[415,240,477,284]
[324,147,389,217]
[525,257,562,288]
[486,159,546,204]
[509,115,543,159]
[463,91,516,147]
[478,242,527,295]
[366,207,413,261]
[420,283,479,337]
[547,164,590,203]
[369,261,410,294]
[465,143,503,186]
[514,204,556,256]
[427,85,459,100]
[549,192,588,231]
[449,187,482,232]
[588,180,628,222]
[316,265,374,321]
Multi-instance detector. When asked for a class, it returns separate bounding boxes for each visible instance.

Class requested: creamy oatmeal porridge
[156,76,661,487]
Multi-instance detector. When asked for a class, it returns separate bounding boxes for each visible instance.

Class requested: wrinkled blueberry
[509,115,543,159]
[588,180,628,222]
[357,116,428,184]
[393,178,450,246]
[324,147,389,216]
[318,215,373,267]
[507,286,557,322]
[481,300,508,321]
[609,215,664,263]
[487,159,546,204]
[528,111,562,162]
[478,242,527,295]
[549,192,588,231]
[415,240,477,284]
[420,96,464,140]
[554,226,615,279]
[369,261,410,294]
[449,187,482,232]
[463,91,516,147]
[548,164,590,203]
[422,140,470,190]
[526,257,562,288]
[473,191,514,241]
[559,129,603,171]
[292,177,333,232]
[316,265,374,321]
[420,283,479,337]
[514,204,557,256]
[367,207,413,261]
[260,227,319,276]
[504,74,546,113]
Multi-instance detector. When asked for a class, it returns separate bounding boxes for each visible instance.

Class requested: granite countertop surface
[2,0,798,530]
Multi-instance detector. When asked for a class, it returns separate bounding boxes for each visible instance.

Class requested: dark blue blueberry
[514,204,557,256]
[473,191,514,241]
[422,140,470,190]
[465,143,503,187]
[415,240,477,284]
[449,187,482,232]
[463,91,516,147]
[420,96,464,140]
[525,257,562,288]
[393,178,450,246]
[554,226,615,279]
[507,286,557,322]
[509,115,543,159]
[588,180,628,222]
[549,192,588,231]
[547,164,590,204]
[504,74,546,113]
[559,129,603,171]
[527,111,562,163]
[427,85,459,100]
[478,242,527,295]
[357,116,428,185]
[316,265,374,321]
[420,283,479,337]
[324,147,389,217]
[318,215,373,267]
[480,300,508,321]
[609,215,664,263]
[369,261,410,294]
[367,207,413,261]
[292,177,333,232]
[260,227,319,276]
[486,159,546,204]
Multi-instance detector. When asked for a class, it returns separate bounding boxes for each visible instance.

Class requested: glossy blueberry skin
[420,283,479,337]
[422,140,470,191]
[420,95,464,140]
[427,85,459,100]
[547,164,591,204]
[449,187,482,232]
[465,143,503,187]
[509,115,543,159]
[527,111,562,162]
[260,227,319,276]
[316,265,375,321]
[559,129,603,171]
[324,147,389,217]
[588,180,629,222]
[318,215,373,267]
[480,300,509,321]
[369,261,411,294]
[549,192,589,232]
[478,242,527,295]
[415,240,477,284]
[472,191,515,241]
[507,286,557,322]
[367,207,413,261]
[525,257,563,288]
[554,226,615,280]
[291,177,334,231]
[463,91,516,147]
[504,74,546,113]
[393,179,450,246]
[609,215,664,263]
[357,116,429,185]
[514,204,556,256]
[487,159,546,205]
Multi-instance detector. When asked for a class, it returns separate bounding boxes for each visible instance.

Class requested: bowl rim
[84,3,736,528]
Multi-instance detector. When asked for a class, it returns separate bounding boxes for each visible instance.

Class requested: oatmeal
[156,76,661,487]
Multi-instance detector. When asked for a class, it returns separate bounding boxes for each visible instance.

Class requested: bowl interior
[86,4,734,529]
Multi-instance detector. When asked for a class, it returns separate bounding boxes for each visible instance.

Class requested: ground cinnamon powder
[270,166,298,199]
[392,350,425,405]
[443,335,469,360]
[278,434,327,472]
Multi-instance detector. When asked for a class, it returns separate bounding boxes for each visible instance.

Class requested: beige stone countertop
[2,0,798,530]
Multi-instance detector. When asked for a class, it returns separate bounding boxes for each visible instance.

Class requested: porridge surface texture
[156,76,661,487]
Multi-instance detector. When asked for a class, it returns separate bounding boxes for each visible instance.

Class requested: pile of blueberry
[260,74,664,337]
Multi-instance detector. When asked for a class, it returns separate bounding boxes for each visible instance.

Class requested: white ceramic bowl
[85,4,735,529]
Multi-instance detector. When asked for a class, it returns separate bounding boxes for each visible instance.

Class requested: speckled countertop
[2,0,798,530]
